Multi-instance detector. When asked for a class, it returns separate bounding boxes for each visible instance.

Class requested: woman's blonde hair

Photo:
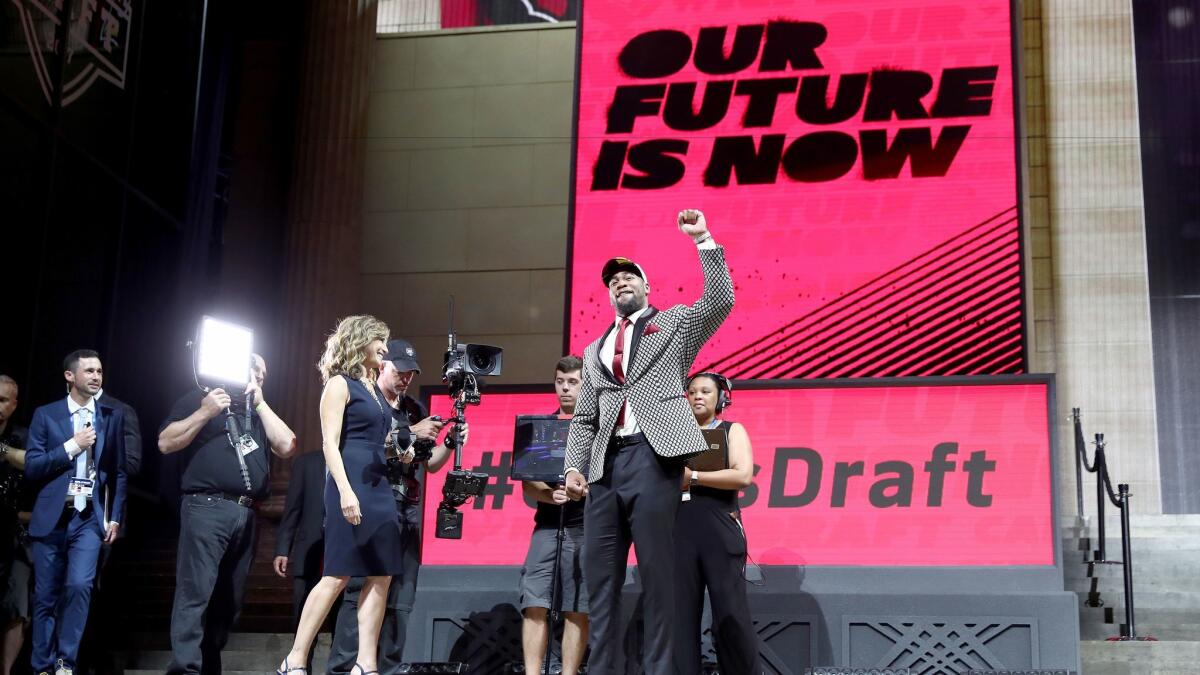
[317,315,390,383]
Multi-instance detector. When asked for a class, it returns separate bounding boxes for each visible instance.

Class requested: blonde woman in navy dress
[278,315,403,675]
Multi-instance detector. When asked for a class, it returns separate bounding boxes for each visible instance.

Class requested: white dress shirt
[601,305,650,437]
[64,395,96,458]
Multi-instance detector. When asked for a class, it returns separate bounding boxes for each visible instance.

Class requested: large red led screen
[421,379,1054,566]
[568,1,1025,378]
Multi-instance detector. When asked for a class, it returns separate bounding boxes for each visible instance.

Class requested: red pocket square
[643,323,661,335]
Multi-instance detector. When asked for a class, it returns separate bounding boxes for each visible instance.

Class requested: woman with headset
[674,372,762,674]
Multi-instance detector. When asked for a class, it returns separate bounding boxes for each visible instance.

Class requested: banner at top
[569,0,1024,379]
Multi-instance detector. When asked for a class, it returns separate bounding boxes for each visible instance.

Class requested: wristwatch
[690,470,699,486]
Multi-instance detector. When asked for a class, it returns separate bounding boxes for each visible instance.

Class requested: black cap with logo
[386,339,421,374]
[601,257,648,287]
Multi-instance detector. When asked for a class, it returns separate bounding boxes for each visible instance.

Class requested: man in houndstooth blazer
[564,209,734,675]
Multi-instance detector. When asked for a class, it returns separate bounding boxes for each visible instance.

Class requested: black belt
[609,432,647,448]
[189,492,256,508]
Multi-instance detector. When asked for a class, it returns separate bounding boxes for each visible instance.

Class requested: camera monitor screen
[510,415,572,483]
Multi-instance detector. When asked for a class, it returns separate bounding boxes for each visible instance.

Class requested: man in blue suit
[24,349,126,675]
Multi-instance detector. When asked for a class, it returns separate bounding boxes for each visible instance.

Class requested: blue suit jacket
[24,398,128,539]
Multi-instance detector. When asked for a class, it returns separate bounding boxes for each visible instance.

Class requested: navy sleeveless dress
[323,377,403,576]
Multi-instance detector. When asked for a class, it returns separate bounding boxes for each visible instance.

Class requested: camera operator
[158,354,297,675]
[327,339,467,674]
[0,375,29,675]
[519,356,588,675]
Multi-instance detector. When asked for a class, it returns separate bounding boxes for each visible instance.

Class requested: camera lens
[470,352,495,372]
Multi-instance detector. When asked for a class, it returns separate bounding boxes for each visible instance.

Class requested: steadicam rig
[435,297,503,540]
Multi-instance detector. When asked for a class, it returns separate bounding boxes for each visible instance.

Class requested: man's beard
[615,295,644,316]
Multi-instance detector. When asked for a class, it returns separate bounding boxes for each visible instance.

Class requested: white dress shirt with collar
[600,304,649,437]
[63,395,96,459]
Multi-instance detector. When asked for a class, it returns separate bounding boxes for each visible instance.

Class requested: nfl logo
[14,0,134,106]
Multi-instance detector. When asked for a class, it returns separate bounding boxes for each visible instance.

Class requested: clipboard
[687,427,729,472]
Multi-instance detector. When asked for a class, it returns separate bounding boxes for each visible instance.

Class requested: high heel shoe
[276,658,307,675]
[351,664,379,675]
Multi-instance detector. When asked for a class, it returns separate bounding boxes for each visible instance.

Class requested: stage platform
[405,565,1080,674]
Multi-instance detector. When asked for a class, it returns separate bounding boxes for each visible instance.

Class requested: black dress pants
[167,495,256,675]
[583,434,683,675]
[327,500,421,675]
[673,495,761,674]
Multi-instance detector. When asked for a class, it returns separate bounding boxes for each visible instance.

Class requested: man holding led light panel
[159,317,297,675]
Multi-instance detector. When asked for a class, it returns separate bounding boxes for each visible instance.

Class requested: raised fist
[677,209,708,239]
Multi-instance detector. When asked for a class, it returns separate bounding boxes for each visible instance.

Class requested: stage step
[1062,514,1200,529]
[123,671,329,675]
[125,631,314,650]
[1067,572,1200,592]
[1081,640,1200,674]
[118,634,332,673]
[124,649,331,670]
[1063,535,1200,552]
[1080,622,1200,641]
[1072,516,1200,673]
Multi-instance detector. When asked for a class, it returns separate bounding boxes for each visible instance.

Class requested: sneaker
[54,659,72,675]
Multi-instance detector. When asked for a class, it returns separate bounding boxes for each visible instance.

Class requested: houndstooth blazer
[564,246,735,482]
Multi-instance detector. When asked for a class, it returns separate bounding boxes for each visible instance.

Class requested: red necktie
[612,317,630,426]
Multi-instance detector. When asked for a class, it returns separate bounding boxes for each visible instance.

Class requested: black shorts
[519,525,588,613]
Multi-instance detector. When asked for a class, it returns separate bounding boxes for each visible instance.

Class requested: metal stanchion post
[1119,484,1135,639]
[1072,408,1085,517]
[1106,483,1156,642]
[1094,434,1107,562]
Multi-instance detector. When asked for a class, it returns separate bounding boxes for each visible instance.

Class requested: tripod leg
[543,505,567,675]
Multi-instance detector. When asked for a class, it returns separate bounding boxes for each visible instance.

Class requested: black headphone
[689,371,733,412]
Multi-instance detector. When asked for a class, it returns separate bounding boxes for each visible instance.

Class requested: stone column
[272,0,379,500]
[1041,0,1159,515]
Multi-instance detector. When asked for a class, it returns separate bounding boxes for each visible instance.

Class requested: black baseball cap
[601,257,648,287]
[386,339,421,374]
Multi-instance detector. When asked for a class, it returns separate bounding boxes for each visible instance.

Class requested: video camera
[442,342,503,404]
[435,298,503,539]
